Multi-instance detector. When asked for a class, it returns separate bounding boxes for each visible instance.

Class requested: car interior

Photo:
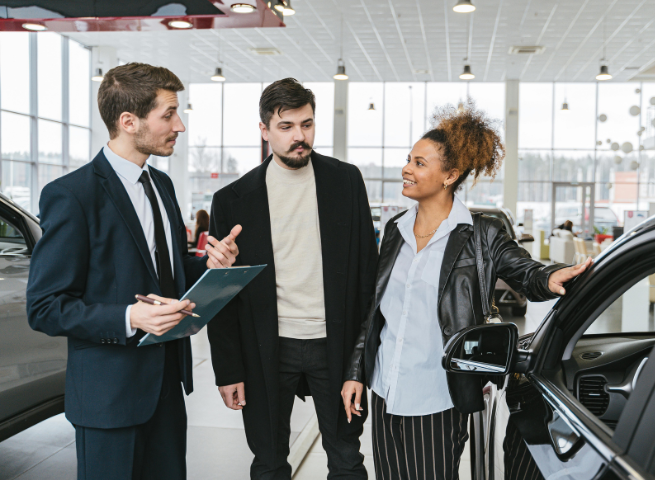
[559,265,655,431]
[0,217,27,254]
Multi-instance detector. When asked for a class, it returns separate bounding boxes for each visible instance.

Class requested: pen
[135,294,200,318]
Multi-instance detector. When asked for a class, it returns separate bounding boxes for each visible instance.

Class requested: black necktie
[138,171,176,299]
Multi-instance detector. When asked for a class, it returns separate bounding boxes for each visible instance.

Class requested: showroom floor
[0,300,556,480]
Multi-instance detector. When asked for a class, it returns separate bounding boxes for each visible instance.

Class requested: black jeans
[251,337,367,480]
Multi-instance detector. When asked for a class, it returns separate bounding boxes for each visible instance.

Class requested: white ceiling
[67,0,655,83]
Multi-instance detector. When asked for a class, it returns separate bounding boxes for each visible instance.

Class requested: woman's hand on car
[548,256,593,295]
[341,380,364,423]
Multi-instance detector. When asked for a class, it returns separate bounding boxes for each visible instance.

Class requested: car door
[0,201,66,440]
[503,229,655,480]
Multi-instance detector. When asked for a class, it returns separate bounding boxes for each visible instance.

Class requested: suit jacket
[207,152,378,466]
[26,150,208,429]
[345,212,566,414]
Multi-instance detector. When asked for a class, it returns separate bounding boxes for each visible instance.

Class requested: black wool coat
[207,151,378,466]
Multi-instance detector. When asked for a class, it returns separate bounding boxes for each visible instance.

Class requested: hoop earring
[443,182,449,191]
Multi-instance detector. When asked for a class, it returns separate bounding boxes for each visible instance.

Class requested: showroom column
[90,46,117,155]
[503,80,519,217]
[333,79,348,162]
[170,84,190,221]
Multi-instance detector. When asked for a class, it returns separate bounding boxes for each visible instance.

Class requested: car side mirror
[442,323,519,375]
[518,233,534,244]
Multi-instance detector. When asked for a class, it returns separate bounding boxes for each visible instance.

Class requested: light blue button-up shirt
[371,195,473,416]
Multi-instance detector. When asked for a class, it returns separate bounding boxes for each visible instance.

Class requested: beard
[274,141,313,169]
[135,122,177,157]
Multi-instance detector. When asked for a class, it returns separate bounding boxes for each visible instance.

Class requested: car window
[0,216,26,253]
[583,271,654,335]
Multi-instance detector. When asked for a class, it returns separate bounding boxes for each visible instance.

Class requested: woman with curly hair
[341,102,592,480]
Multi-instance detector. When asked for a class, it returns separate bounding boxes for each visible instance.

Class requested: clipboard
[138,265,266,346]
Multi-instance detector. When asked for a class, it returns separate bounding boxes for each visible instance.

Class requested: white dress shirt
[103,145,175,339]
[371,195,473,416]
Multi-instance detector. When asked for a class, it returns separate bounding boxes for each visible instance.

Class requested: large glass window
[0,32,30,114]
[304,82,334,149]
[69,126,90,168]
[69,39,90,128]
[553,83,596,150]
[2,112,31,161]
[519,84,553,149]
[0,34,91,213]
[223,83,262,147]
[38,33,62,122]
[518,81,655,232]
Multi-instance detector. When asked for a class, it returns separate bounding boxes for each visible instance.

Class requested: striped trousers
[371,392,469,480]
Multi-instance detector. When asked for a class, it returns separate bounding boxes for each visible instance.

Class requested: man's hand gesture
[206,225,242,269]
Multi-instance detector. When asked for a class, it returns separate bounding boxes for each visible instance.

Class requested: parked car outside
[0,193,66,442]
[444,215,655,480]
[470,206,534,316]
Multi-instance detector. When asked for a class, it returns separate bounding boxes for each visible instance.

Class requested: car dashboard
[563,334,655,429]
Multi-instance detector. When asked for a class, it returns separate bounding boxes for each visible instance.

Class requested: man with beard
[207,78,378,479]
[27,63,240,479]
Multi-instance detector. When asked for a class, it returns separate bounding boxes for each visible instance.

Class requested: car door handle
[548,410,584,461]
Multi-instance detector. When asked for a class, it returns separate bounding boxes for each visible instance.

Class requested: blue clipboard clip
[138,265,266,346]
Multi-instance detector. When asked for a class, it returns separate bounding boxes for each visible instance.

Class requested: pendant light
[184,103,193,113]
[230,3,256,13]
[459,65,475,80]
[561,101,569,112]
[596,65,612,81]
[334,60,348,80]
[282,0,295,15]
[91,68,104,82]
[333,16,348,80]
[274,0,286,12]
[453,0,476,13]
[211,35,226,82]
[595,5,612,81]
[368,102,375,111]
[211,67,226,82]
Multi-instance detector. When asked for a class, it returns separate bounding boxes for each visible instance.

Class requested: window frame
[0,33,92,214]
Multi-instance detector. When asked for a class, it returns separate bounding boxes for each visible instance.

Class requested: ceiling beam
[484,0,503,82]
[360,0,400,81]
[387,0,417,81]
[553,0,620,82]
[536,0,591,81]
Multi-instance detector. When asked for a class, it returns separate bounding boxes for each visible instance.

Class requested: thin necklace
[414,213,441,238]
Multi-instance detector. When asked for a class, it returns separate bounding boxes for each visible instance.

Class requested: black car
[470,206,534,316]
[0,193,67,442]
[444,215,655,480]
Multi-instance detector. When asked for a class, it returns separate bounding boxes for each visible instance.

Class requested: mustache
[287,141,311,153]
[166,134,178,142]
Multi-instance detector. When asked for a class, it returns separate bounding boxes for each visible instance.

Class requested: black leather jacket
[345,211,566,414]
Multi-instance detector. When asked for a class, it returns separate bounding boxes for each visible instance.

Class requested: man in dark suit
[27,63,240,480]
[207,78,378,479]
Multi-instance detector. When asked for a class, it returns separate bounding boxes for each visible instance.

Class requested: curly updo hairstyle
[422,100,505,192]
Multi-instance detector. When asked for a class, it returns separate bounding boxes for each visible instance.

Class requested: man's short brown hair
[98,63,184,139]
[259,78,315,128]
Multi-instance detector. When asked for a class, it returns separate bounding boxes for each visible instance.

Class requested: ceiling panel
[66,0,655,83]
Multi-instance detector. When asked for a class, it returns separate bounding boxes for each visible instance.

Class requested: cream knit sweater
[266,158,326,339]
